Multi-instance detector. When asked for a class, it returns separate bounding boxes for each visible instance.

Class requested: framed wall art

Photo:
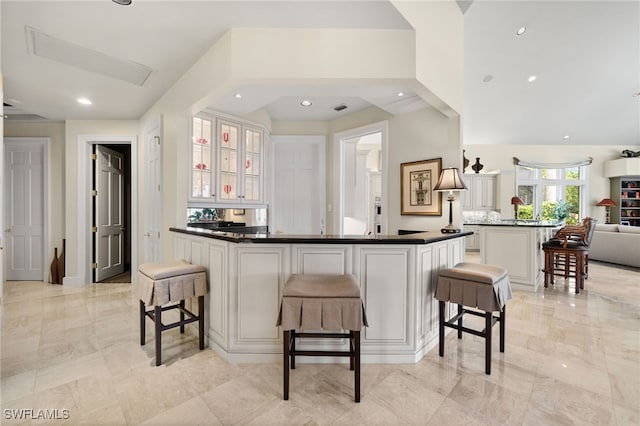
[400,157,442,216]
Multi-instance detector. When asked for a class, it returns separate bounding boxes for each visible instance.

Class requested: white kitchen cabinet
[188,113,266,206]
[462,225,479,251]
[462,174,497,211]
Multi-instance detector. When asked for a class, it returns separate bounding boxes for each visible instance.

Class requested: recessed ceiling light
[77,97,92,105]
[563,135,570,140]
[300,100,312,107]
[482,74,493,83]
[234,93,242,99]
[633,92,640,97]
[528,75,537,83]
[516,26,527,36]
[397,92,404,97]
[112,0,132,5]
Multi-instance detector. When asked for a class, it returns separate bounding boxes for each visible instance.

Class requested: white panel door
[270,136,325,235]
[95,145,124,281]
[4,141,45,281]
[144,122,162,263]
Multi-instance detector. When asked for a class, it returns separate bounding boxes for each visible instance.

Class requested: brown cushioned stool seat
[136,259,207,366]
[435,262,512,375]
[276,273,368,402]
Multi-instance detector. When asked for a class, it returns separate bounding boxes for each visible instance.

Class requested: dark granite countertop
[170,227,472,244]
[472,220,563,228]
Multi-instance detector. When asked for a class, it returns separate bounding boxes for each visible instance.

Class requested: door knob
[144,232,151,237]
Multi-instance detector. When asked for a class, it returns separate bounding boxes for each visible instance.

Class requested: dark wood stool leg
[155,304,162,366]
[198,295,205,350]
[439,301,445,357]
[576,254,584,293]
[354,330,361,403]
[544,250,550,288]
[290,330,296,370]
[585,254,590,279]
[283,330,290,400]
[349,331,355,371]
[140,300,146,346]
[499,306,506,353]
[457,304,463,339]
[179,300,186,334]
[485,311,492,375]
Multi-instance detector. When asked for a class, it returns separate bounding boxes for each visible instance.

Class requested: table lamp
[511,196,524,220]
[433,167,468,233]
[596,198,617,224]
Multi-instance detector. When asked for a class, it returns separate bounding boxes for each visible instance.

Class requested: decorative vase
[463,150,470,173]
[471,157,484,174]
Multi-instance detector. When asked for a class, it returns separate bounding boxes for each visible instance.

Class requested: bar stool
[435,262,512,375]
[542,217,597,294]
[276,274,368,402]
[136,259,208,366]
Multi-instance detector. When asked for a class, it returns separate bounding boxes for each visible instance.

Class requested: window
[516,164,589,225]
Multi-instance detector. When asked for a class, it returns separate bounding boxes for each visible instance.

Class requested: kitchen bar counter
[170,228,468,364]
[478,221,561,291]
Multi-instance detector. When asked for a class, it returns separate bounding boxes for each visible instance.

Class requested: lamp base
[441,224,461,234]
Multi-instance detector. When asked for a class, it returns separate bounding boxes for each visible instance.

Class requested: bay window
[515,159,590,225]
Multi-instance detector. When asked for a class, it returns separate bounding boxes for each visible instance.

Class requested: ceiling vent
[3,102,48,121]
[25,26,153,86]
[334,104,348,112]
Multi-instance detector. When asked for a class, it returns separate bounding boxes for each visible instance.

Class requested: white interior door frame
[3,137,49,282]
[69,135,137,285]
[333,121,388,235]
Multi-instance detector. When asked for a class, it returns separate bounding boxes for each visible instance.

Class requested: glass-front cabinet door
[243,127,262,202]
[216,119,264,205]
[190,116,214,201]
[218,120,240,201]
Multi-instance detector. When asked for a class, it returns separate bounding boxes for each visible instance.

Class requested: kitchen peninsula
[169,227,471,364]
[478,220,562,291]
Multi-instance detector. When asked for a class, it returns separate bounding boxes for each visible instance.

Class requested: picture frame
[400,158,442,216]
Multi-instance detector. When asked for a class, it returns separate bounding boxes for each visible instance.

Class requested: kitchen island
[478,220,562,291]
[169,227,470,364]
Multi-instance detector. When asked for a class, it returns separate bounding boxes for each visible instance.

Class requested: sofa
[588,224,640,268]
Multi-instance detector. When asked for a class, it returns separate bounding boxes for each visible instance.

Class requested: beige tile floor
[1,257,639,425]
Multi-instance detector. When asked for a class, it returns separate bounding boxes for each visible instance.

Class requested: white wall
[388,107,461,233]
[463,144,640,223]
[392,0,464,116]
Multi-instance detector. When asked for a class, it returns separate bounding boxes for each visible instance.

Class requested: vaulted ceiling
[2,1,638,146]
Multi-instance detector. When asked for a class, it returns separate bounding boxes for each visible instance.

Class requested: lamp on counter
[433,167,468,233]
[596,198,617,224]
[511,196,524,220]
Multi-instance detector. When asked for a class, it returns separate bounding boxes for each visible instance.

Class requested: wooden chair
[542,217,597,294]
